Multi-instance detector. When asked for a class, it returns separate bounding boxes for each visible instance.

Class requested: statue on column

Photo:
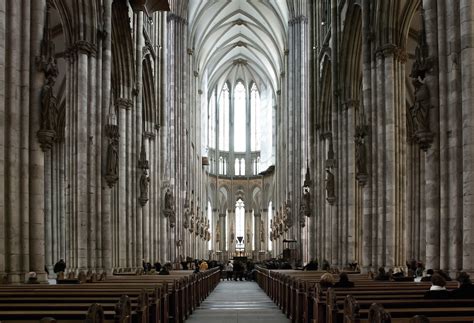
[326,169,335,204]
[105,124,119,187]
[163,189,176,227]
[246,226,251,244]
[230,223,235,243]
[284,195,293,228]
[189,198,195,232]
[183,197,190,229]
[215,220,220,243]
[41,74,58,132]
[260,219,265,242]
[299,201,306,228]
[139,169,150,206]
[408,42,435,151]
[410,78,431,134]
[354,125,369,185]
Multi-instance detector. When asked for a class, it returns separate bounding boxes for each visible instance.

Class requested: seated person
[154,262,162,272]
[319,273,335,288]
[159,266,170,275]
[53,259,66,274]
[424,274,451,299]
[391,267,404,278]
[334,272,354,288]
[374,267,389,281]
[26,271,40,284]
[437,269,452,281]
[415,262,424,277]
[451,272,474,299]
[421,269,434,282]
[199,260,208,271]
[303,260,319,271]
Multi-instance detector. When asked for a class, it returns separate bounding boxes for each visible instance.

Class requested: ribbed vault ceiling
[188,0,288,94]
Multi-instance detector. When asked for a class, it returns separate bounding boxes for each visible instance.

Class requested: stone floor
[185,280,290,323]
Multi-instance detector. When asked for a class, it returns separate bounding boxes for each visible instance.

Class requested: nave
[185,280,289,323]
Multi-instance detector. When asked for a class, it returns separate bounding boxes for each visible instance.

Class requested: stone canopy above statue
[129,0,170,13]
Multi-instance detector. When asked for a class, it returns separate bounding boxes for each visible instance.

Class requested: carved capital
[66,40,98,61]
[375,43,397,59]
[395,47,408,63]
[115,98,133,110]
[167,13,187,25]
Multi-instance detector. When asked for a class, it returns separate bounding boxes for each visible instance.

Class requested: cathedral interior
[1,0,474,285]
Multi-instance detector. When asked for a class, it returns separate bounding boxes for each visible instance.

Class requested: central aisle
[185,280,290,323]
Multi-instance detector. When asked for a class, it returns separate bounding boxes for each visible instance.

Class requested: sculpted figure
[410,78,431,134]
[41,75,58,131]
[326,169,335,198]
[164,189,173,211]
[139,170,150,198]
[355,135,367,175]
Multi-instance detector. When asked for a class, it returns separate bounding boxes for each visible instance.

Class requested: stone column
[101,0,113,275]
[253,212,260,252]
[423,0,441,270]
[219,213,226,252]
[29,0,47,281]
[460,0,474,272]
[445,0,462,273]
[135,13,144,267]
[117,98,132,268]
[0,0,5,279]
[5,0,25,282]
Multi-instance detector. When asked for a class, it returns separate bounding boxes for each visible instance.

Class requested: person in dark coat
[303,260,318,271]
[53,259,66,274]
[451,272,474,299]
[374,267,389,281]
[420,269,434,282]
[424,274,451,299]
[334,272,355,288]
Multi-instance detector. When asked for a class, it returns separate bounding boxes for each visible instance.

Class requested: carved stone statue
[410,78,431,134]
[215,220,220,243]
[40,75,58,131]
[164,189,173,211]
[246,227,251,243]
[189,214,195,233]
[303,189,311,217]
[169,211,176,228]
[260,220,265,242]
[106,139,119,177]
[326,169,335,203]
[183,206,190,229]
[230,223,235,242]
[299,202,306,227]
[284,197,293,228]
[139,170,150,206]
[354,135,367,175]
[163,189,175,226]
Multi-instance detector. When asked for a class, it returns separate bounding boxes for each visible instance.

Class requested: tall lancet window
[250,83,260,151]
[235,199,245,247]
[208,201,212,250]
[208,90,216,149]
[234,82,246,152]
[219,83,230,151]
